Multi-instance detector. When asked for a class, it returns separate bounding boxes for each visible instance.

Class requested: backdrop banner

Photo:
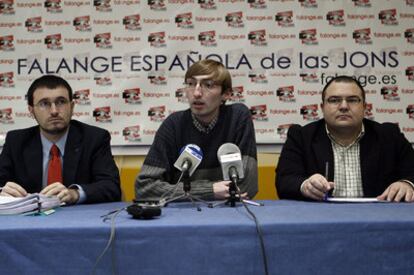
[0,0,413,146]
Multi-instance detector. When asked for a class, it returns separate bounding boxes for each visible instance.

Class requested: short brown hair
[185,59,232,94]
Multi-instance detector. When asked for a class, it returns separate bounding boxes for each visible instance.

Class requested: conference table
[1,200,413,275]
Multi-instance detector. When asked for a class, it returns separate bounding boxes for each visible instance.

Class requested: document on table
[326,197,387,203]
[0,193,61,215]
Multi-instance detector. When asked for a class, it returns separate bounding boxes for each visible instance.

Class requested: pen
[324,162,333,201]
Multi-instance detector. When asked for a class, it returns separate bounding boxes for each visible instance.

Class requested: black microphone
[217,143,244,182]
[173,144,203,177]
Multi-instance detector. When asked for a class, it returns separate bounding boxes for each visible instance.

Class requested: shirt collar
[325,122,365,148]
[191,112,219,134]
[40,128,69,157]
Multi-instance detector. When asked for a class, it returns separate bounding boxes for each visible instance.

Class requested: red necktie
[47,144,62,185]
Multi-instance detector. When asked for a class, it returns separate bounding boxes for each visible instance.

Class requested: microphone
[173,144,203,177]
[217,143,244,182]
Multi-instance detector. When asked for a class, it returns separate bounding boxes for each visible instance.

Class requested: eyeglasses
[325,96,362,106]
[34,98,70,110]
[183,78,219,92]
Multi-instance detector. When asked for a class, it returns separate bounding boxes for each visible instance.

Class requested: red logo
[0,72,14,87]
[277,124,292,140]
[299,0,317,8]
[148,106,166,121]
[148,32,166,47]
[73,16,91,31]
[248,30,267,46]
[45,34,62,50]
[93,106,112,122]
[94,33,112,48]
[0,0,14,14]
[248,0,266,9]
[275,11,294,27]
[407,104,414,119]
[300,71,318,83]
[248,70,267,83]
[229,86,245,102]
[123,88,141,104]
[299,29,317,45]
[405,28,414,43]
[353,28,372,44]
[73,89,91,105]
[0,35,14,51]
[94,0,112,11]
[198,0,216,9]
[25,17,42,32]
[176,12,193,28]
[175,88,188,103]
[123,14,141,30]
[276,86,295,102]
[250,105,268,121]
[379,9,398,25]
[123,125,141,141]
[148,0,166,10]
[226,12,244,28]
[198,31,216,46]
[300,104,319,121]
[381,86,400,101]
[406,66,414,81]
[364,103,374,120]
[44,0,62,13]
[0,108,13,124]
[94,76,112,86]
[352,0,371,7]
[327,10,345,26]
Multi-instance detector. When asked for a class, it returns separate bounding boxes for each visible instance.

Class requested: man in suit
[0,75,121,204]
[276,75,414,202]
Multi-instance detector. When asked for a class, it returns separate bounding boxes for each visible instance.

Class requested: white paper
[326,197,386,203]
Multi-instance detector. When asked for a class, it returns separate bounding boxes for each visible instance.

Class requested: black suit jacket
[0,120,121,203]
[276,119,414,200]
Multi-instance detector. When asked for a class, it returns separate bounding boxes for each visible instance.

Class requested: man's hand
[377,181,414,202]
[213,181,248,200]
[0,182,28,197]
[300,174,334,201]
[40,182,80,205]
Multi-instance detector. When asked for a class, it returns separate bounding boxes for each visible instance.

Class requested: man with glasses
[276,75,414,202]
[0,75,121,204]
[135,59,258,201]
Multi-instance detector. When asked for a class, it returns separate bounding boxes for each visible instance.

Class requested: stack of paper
[0,194,61,215]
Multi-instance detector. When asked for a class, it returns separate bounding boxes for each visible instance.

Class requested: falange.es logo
[276,86,295,102]
[0,35,14,51]
[123,14,141,30]
[73,89,91,105]
[93,106,112,122]
[45,34,62,50]
[353,28,372,44]
[407,104,414,119]
[25,17,42,32]
[0,108,13,124]
[381,86,400,101]
[299,29,317,45]
[176,12,193,28]
[300,104,319,121]
[406,66,414,81]
[94,33,112,48]
[123,125,141,142]
[0,72,14,87]
[275,11,294,27]
[379,9,398,25]
[198,31,216,47]
[198,0,216,9]
[327,10,345,26]
[122,88,141,104]
[229,86,245,102]
[250,105,268,121]
[94,0,111,11]
[148,32,166,47]
[248,30,267,46]
[73,16,91,32]
[148,106,166,122]
[44,0,62,13]
[0,0,15,14]
[225,12,244,28]
[148,0,166,10]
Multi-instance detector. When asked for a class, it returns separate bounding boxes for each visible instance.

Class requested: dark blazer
[276,119,414,200]
[0,120,121,203]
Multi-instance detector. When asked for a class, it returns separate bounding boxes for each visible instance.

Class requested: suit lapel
[24,129,43,192]
[63,123,82,186]
[312,124,334,181]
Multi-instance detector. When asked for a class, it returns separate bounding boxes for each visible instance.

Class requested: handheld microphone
[217,143,244,182]
[173,144,203,177]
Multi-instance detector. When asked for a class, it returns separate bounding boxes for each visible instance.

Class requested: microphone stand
[213,173,263,208]
[165,169,213,211]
